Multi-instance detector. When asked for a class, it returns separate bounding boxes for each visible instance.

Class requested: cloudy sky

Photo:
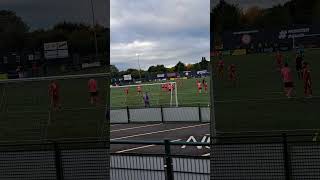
[1,0,109,29]
[111,0,210,70]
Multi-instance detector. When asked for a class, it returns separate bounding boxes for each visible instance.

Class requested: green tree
[174,61,186,73]
[191,63,201,72]
[212,0,242,44]
[199,57,209,70]
[148,64,167,77]
[110,65,119,78]
[0,10,29,51]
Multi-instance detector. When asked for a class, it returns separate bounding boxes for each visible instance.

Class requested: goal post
[110,82,179,107]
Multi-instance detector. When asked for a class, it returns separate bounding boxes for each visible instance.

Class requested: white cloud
[111,0,210,70]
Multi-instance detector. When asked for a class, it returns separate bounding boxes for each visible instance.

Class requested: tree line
[0,10,108,58]
[110,57,209,79]
[212,0,320,45]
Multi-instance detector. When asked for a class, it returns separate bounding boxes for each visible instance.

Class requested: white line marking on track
[202,153,210,157]
[115,139,181,153]
[111,123,209,140]
[111,123,163,132]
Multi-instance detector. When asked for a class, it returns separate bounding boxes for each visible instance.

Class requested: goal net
[0,73,109,141]
[110,82,178,108]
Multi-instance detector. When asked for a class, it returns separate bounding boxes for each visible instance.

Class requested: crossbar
[0,73,110,84]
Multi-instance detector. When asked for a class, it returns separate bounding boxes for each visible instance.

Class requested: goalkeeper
[143,92,150,108]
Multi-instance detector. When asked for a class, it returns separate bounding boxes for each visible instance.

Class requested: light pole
[90,0,99,61]
[136,53,142,80]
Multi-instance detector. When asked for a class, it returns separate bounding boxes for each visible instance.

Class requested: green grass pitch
[110,77,210,109]
[214,49,320,133]
[0,76,108,141]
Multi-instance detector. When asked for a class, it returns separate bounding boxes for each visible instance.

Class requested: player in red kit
[275,51,284,71]
[216,58,224,80]
[228,64,237,87]
[167,83,173,95]
[137,85,142,95]
[48,80,61,111]
[124,87,129,96]
[302,62,312,98]
[197,81,202,96]
[88,78,99,105]
[281,63,294,98]
[203,80,208,93]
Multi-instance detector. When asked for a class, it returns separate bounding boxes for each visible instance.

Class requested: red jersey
[88,79,97,92]
[197,82,202,89]
[302,68,311,83]
[228,65,236,73]
[281,67,293,83]
[124,87,129,94]
[204,82,208,89]
[49,82,59,97]
[218,60,224,69]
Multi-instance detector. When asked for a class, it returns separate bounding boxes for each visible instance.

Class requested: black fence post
[282,133,291,180]
[161,105,164,123]
[198,104,202,123]
[164,139,174,180]
[126,106,131,123]
[53,141,64,180]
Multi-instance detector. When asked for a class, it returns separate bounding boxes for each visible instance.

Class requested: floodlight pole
[137,54,142,80]
[90,0,99,60]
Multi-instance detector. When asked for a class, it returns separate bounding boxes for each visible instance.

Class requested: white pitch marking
[115,139,181,153]
[202,153,210,157]
[111,123,209,140]
[111,123,163,132]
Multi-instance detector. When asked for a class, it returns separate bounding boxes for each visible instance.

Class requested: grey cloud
[111,0,210,70]
[1,0,109,29]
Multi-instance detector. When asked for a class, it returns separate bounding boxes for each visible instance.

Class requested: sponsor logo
[278,28,310,39]
[279,30,287,39]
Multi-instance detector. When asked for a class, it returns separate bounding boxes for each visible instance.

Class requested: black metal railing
[0,133,319,179]
[111,140,210,180]
[0,139,209,180]
[211,133,320,180]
